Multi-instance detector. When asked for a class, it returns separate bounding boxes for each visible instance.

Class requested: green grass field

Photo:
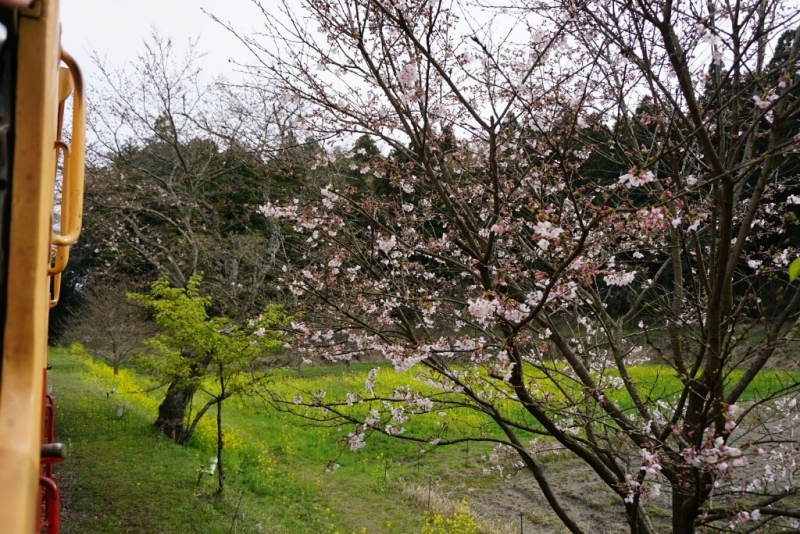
[49,345,799,533]
[50,347,483,533]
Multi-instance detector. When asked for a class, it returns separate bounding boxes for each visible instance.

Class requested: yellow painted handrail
[48,142,70,276]
[51,49,84,247]
[49,272,62,308]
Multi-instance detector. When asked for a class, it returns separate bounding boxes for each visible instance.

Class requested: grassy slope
[51,345,799,533]
[52,348,273,533]
[49,348,430,534]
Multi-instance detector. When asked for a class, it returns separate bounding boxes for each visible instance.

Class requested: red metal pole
[39,476,60,533]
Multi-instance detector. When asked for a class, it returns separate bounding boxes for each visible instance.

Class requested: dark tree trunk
[625,502,639,534]
[112,342,119,375]
[216,365,225,494]
[156,353,211,444]
[672,488,698,534]
[216,393,224,494]
[155,381,197,444]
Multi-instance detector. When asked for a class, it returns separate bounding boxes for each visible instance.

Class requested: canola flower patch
[270,360,798,450]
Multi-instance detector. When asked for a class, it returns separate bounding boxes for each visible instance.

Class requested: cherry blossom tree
[63,282,155,375]
[85,31,299,317]
[230,0,800,532]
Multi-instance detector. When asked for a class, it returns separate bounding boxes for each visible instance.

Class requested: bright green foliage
[789,258,800,282]
[128,274,293,492]
[128,275,288,391]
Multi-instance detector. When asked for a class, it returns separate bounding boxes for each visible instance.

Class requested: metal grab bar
[50,48,84,248]
[48,271,62,308]
[48,141,71,277]
[48,49,85,307]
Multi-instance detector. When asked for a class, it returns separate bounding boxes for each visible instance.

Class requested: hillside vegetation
[51,345,799,533]
[51,346,499,533]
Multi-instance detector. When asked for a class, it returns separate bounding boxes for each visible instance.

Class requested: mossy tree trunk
[155,381,197,444]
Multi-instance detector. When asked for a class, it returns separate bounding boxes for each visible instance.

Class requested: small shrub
[421,503,487,534]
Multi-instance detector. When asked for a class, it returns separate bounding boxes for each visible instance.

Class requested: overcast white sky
[60,0,265,81]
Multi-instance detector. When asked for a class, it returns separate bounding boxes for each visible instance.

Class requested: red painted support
[40,366,61,532]
[39,476,60,533]
[44,393,55,442]
[43,393,55,479]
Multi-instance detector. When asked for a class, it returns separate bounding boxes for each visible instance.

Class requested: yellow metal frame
[0,0,85,531]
